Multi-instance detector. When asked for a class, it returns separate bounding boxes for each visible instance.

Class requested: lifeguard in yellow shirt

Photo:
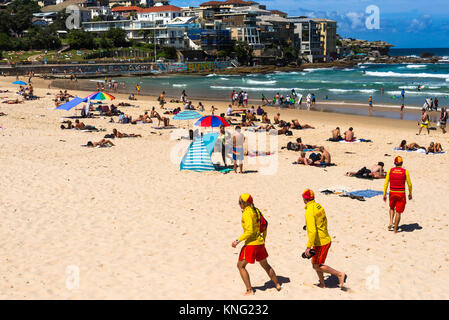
[232,193,281,295]
[302,189,346,289]
[383,156,412,233]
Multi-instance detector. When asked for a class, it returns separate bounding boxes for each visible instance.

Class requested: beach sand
[0,76,448,299]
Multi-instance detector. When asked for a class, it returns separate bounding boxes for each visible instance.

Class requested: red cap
[302,189,315,200]
[394,156,403,165]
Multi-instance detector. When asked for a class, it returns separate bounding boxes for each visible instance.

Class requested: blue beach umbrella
[173,110,202,120]
[56,96,87,111]
[12,81,27,85]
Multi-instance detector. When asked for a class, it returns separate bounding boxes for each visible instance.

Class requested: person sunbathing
[74,119,98,131]
[240,119,255,127]
[261,113,271,124]
[153,112,170,127]
[313,147,331,166]
[296,152,313,165]
[398,140,424,151]
[118,102,132,107]
[277,124,291,135]
[112,128,142,138]
[345,162,386,179]
[150,107,160,118]
[426,142,443,154]
[254,124,276,131]
[273,113,281,124]
[86,139,115,148]
[138,112,153,123]
[2,98,23,104]
[328,127,343,141]
[0,112,7,116]
[294,137,320,151]
[344,127,356,142]
[291,119,315,129]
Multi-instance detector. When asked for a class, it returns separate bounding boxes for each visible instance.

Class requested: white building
[136,5,182,25]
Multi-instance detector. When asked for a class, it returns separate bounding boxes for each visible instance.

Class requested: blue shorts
[233,147,244,161]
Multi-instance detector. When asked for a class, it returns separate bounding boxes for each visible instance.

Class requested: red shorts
[389,192,406,213]
[239,244,268,264]
[312,242,331,266]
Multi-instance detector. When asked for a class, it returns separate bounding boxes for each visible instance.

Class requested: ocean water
[119,63,449,112]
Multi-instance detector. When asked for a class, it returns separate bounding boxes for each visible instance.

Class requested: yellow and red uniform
[238,206,268,263]
[304,200,332,265]
[384,166,412,213]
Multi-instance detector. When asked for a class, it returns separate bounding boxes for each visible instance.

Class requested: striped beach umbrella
[172,110,202,120]
[85,91,115,101]
[195,115,230,128]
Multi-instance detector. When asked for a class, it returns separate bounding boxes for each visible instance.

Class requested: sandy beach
[0,75,448,299]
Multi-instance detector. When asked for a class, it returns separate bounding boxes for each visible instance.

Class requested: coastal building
[111,6,141,18]
[288,17,323,62]
[311,18,337,61]
[136,5,182,25]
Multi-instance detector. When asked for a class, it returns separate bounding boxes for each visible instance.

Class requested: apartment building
[288,17,323,62]
[312,18,337,61]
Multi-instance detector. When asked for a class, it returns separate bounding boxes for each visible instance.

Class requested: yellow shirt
[238,206,266,246]
[304,200,331,248]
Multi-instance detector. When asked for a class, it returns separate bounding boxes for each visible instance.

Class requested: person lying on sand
[2,98,24,104]
[294,137,321,151]
[344,127,356,142]
[128,93,137,101]
[254,124,276,131]
[426,142,443,154]
[291,120,315,130]
[86,139,115,148]
[118,102,133,107]
[345,162,386,179]
[112,128,142,138]
[398,140,424,151]
[0,112,7,116]
[74,119,99,131]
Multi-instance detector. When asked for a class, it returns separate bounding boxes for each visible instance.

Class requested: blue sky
[171,0,449,48]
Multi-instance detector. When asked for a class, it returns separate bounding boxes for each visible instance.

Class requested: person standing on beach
[381,86,384,95]
[439,107,447,134]
[219,124,230,166]
[401,89,405,102]
[232,126,245,174]
[383,156,412,233]
[417,108,430,135]
[135,83,140,95]
[368,96,373,115]
[302,189,346,289]
[232,194,282,295]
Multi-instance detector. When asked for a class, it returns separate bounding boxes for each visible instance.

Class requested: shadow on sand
[253,276,290,292]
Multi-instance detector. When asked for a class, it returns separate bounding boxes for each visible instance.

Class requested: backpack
[255,208,268,233]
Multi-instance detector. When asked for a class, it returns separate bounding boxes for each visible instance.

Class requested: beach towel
[347,189,384,198]
[152,125,176,129]
[394,147,445,154]
[292,162,336,167]
[338,139,372,143]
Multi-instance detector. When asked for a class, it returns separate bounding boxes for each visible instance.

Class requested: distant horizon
[171,0,449,48]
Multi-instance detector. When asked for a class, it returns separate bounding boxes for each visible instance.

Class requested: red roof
[270,10,286,15]
[137,5,181,13]
[111,6,141,12]
[200,0,257,6]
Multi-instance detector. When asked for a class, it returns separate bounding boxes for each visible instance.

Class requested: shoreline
[48,77,442,122]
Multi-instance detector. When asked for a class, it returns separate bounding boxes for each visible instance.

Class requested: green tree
[67,29,96,49]
[8,0,40,36]
[106,28,129,48]
[234,41,253,65]
[0,33,13,50]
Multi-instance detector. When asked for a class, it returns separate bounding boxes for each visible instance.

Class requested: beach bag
[285,130,293,136]
[255,208,268,233]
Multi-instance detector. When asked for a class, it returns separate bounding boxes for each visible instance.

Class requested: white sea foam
[205,73,217,77]
[406,64,427,69]
[172,84,187,87]
[365,71,449,79]
[386,90,449,96]
[328,88,376,94]
[210,85,317,92]
[246,79,277,85]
